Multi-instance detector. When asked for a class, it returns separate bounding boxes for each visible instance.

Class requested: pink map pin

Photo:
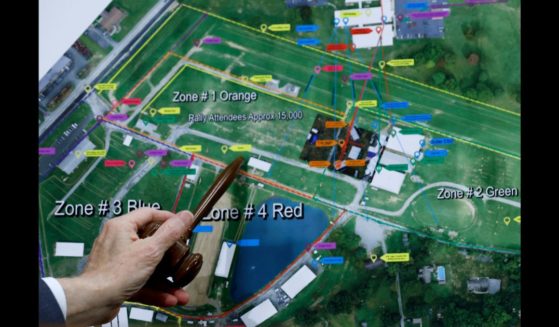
[314,65,321,74]
[128,160,136,169]
[376,26,383,34]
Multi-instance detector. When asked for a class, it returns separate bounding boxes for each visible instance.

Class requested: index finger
[117,207,175,230]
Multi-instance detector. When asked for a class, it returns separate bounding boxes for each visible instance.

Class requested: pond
[230,196,328,302]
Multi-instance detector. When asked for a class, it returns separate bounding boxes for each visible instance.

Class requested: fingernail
[176,211,194,225]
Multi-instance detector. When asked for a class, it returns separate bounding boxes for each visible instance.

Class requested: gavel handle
[184,156,244,238]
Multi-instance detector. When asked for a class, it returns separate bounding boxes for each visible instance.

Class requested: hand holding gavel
[138,156,244,288]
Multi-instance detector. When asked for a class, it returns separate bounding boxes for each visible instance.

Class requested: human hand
[58,208,194,326]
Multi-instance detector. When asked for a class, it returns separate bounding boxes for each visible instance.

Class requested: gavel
[138,156,244,288]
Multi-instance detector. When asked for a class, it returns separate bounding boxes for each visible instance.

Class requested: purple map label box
[315,242,336,250]
[410,11,450,19]
[145,149,168,157]
[203,37,222,44]
[39,147,56,155]
[350,72,373,81]
[170,160,193,167]
[106,113,128,121]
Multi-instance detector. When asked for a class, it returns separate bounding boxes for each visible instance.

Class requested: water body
[230,197,328,302]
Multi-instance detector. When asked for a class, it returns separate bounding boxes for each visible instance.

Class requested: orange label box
[309,161,331,168]
[315,140,338,147]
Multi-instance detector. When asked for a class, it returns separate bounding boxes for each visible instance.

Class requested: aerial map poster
[38,0,521,326]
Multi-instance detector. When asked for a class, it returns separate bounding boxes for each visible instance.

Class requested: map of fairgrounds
[102,4,519,160]
[39,127,105,277]
[39,131,157,277]
[183,0,521,114]
[133,66,338,153]
[172,133,357,206]
[118,153,338,311]
[177,7,519,157]
[359,133,520,250]
[121,61,519,250]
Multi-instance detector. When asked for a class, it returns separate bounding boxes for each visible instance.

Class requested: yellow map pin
[260,24,267,32]
[241,75,249,82]
[370,254,377,263]
[74,151,82,158]
[346,100,353,110]
[503,217,511,226]
[379,61,386,70]
[221,145,229,154]
[149,108,157,117]
[84,85,93,93]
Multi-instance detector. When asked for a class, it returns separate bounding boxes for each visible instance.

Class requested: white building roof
[353,23,394,48]
[280,265,317,299]
[54,242,84,257]
[370,168,405,194]
[215,242,237,278]
[348,146,361,160]
[350,126,360,140]
[385,127,424,157]
[118,307,129,327]
[241,299,278,327]
[187,163,201,183]
[381,0,394,15]
[335,8,384,27]
[379,150,411,172]
[248,157,271,173]
[123,135,133,147]
[58,137,95,175]
[129,308,153,322]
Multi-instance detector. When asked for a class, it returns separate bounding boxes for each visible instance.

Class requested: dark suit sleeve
[39,278,66,327]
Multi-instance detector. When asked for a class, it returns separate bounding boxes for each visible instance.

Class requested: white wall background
[39,0,112,80]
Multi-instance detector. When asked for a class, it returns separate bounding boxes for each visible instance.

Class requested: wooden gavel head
[138,156,244,288]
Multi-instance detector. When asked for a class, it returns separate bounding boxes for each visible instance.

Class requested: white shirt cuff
[42,277,67,320]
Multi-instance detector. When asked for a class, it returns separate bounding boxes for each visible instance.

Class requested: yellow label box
[381,253,410,262]
[180,145,202,152]
[85,150,107,157]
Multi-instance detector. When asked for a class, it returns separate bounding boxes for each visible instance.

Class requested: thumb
[150,211,194,251]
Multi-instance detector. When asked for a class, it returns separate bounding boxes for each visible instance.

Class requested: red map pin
[376,26,383,34]
[128,160,136,169]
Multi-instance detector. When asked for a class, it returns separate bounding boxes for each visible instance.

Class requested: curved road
[360,181,520,217]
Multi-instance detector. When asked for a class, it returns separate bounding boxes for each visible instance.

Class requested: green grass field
[181,0,520,113]
[109,0,158,42]
[109,7,208,99]
[39,126,106,277]
[40,104,94,147]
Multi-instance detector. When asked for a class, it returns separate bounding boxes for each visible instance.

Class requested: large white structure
[240,299,278,327]
[214,242,237,278]
[187,162,201,183]
[54,242,84,257]
[280,265,317,299]
[129,308,154,323]
[334,0,395,48]
[58,138,95,175]
[103,307,129,327]
[123,135,133,147]
[379,150,412,173]
[385,127,425,158]
[248,157,271,173]
[370,167,406,194]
